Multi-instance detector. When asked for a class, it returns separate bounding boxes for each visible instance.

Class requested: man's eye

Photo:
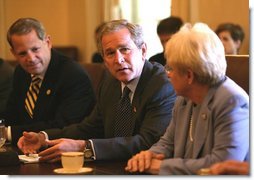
[32,47,40,52]
[105,51,115,57]
[18,52,27,57]
[120,48,130,54]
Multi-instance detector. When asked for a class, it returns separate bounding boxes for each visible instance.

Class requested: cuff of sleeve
[39,131,49,149]
[39,131,49,141]
[88,139,96,160]
[7,126,12,142]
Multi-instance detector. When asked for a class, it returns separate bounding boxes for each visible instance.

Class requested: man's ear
[45,35,52,48]
[235,39,242,50]
[141,43,147,60]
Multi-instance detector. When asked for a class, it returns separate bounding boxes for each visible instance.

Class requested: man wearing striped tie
[2,18,96,144]
[24,75,41,118]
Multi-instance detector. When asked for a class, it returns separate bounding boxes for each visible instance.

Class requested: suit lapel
[130,61,153,131]
[175,102,193,157]
[192,107,210,158]
[33,50,59,120]
[132,61,152,114]
[192,87,215,158]
[22,71,33,118]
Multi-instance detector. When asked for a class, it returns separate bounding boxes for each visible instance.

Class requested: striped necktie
[25,76,41,118]
[114,86,134,137]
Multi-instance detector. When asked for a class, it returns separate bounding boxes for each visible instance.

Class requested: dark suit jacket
[46,61,176,160]
[149,52,166,66]
[3,49,96,143]
[0,58,14,116]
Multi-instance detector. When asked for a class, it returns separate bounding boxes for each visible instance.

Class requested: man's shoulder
[148,52,166,66]
[140,61,174,91]
[50,51,85,74]
[143,61,166,78]
[0,59,14,74]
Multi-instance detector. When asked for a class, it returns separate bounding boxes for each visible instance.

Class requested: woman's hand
[125,150,165,174]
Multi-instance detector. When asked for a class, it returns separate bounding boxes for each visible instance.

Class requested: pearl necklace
[189,106,194,142]
[189,114,194,142]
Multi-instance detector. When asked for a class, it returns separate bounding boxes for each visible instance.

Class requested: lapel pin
[202,113,207,120]
[46,89,51,95]
[133,107,137,112]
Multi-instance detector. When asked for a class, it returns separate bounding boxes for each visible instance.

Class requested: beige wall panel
[2,0,70,60]
[1,0,104,63]
[67,0,104,63]
[171,0,249,54]
[1,0,249,61]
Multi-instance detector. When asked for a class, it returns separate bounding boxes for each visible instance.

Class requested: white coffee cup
[61,152,84,171]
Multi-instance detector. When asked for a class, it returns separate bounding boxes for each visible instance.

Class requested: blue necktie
[114,86,134,137]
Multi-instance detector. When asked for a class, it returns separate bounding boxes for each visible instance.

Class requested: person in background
[125,22,249,175]
[215,23,245,55]
[0,58,14,117]
[2,18,96,144]
[17,19,176,162]
[208,160,249,175]
[149,16,183,66]
[91,22,106,63]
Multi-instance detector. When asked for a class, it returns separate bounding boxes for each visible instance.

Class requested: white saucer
[54,167,93,174]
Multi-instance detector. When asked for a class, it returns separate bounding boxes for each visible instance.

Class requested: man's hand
[17,131,46,155]
[38,138,85,163]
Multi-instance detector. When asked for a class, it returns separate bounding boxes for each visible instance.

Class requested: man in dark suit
[149,16,183,66]
[17,19,176,162]
[3,18,96,144]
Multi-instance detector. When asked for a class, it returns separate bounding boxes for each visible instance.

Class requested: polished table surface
[0,144,146,175]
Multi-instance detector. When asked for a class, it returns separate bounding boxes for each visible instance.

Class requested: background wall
[0,0,249,63]
[0,0,104,63]
[172,0,249,55]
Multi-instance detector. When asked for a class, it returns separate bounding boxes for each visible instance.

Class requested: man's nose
[26,51,35,61]
[114,50,124,63]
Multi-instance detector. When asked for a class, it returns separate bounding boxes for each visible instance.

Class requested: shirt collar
[121,76,140,94]
[31,74,44,81]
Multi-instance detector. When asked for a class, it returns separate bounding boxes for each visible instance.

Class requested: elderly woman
[125,23,249,175]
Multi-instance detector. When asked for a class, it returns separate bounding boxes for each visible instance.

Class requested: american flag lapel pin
[202,113,207,120]
[46,89,51,95]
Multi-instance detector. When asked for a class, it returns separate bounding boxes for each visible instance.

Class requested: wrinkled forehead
[102,28,134,47]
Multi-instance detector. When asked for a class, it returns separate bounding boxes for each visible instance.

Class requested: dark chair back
[80,63,106,97]
[225,55,249,94]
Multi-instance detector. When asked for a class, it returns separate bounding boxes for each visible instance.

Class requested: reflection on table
[0,144,147,175]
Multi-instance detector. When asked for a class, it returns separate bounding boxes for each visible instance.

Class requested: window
[119,0,171,58]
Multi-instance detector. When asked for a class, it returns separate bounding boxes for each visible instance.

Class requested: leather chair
[80,63,106,97]
[225,55,249,94]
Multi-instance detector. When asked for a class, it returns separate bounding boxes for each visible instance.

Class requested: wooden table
[0,145,146,175]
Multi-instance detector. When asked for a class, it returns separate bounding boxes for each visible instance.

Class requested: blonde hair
[165,23,227,86]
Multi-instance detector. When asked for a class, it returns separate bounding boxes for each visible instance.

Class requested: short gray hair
[7,18,46,48]
[96,19,144,56]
